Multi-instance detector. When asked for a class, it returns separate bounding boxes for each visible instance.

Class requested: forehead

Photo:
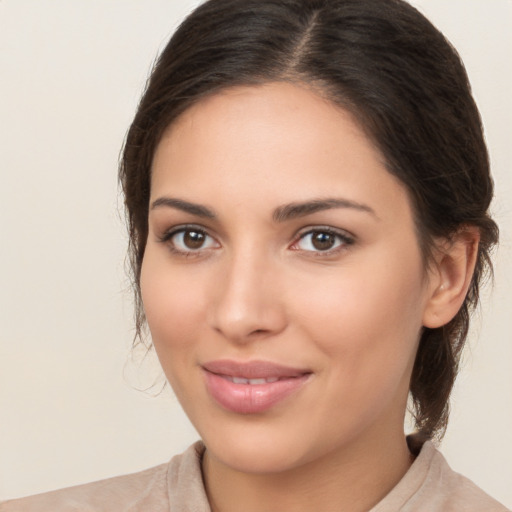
[150,82,410,223]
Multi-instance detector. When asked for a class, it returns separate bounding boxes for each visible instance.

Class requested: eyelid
[157,223,200,241]
[158,224,221,254]
[289,226,355,253]
[156,223,354,256]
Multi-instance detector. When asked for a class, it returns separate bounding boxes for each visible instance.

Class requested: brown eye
[166,227,219,253]
[311,231,336,251]
[183,230,206,249]
[293,228,352,253]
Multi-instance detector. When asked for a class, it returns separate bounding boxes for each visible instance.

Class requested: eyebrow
[150,197,216,218]
[272,198,378,222]
[150,196,378,222]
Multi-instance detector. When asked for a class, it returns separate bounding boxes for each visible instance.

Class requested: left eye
[293,230,350,252]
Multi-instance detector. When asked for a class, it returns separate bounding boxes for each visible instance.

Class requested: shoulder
[422,444,510,512]
[0,464,169,512]
[0,442,207,512]
[372,440,510,512]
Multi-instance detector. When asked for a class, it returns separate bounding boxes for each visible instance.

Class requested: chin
[206,433,308,474]
[197,413,341,476]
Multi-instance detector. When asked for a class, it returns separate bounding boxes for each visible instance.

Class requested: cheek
[291,247,426,386]
[140,252,207,358]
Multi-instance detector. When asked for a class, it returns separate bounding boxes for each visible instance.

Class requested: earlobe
[422,227,480,329]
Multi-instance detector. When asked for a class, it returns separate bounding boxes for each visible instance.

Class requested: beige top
[1,441,509,512]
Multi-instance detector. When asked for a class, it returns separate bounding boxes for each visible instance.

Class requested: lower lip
[203,371,311,414]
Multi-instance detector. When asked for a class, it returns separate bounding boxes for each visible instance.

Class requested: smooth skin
[141,82,479,512]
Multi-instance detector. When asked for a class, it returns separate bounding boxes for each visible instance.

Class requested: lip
[202,359,312,414]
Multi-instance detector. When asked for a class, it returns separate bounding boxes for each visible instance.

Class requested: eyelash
[291,227,355,256]
[158,225,218,258]
[157,225,355,257]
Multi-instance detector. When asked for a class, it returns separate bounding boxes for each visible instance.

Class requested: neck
[202,428,413,512]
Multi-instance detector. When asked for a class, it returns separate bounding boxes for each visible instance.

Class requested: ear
[422,227,480,329]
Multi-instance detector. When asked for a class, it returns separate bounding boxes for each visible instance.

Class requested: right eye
[161,227,220,255]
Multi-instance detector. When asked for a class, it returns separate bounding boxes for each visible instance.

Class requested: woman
[1,0,509,510]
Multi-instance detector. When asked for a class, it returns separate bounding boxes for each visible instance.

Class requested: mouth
[224,376,281,385]
[201,359,312,414]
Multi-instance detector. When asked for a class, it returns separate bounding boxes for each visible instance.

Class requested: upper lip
[202,359,311,379]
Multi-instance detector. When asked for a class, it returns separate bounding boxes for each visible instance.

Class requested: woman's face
[141,82,434,473]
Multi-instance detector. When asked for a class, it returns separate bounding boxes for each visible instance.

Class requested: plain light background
[0,0,511,506]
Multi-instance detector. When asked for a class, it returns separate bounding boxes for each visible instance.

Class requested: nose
[207,249,287,343]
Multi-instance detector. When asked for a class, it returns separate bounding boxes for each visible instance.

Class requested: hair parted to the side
[119,0,498,440]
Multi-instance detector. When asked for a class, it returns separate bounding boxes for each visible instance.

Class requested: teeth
[248,378,267,385]
[229,377,279,385]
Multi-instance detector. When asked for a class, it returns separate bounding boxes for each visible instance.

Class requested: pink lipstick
[202,360,311,414]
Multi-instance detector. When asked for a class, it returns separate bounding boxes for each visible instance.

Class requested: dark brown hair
[119,0,498,440]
